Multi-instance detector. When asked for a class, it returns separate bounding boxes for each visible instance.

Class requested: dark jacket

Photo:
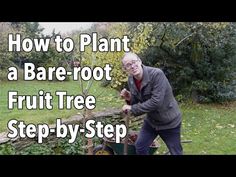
[128,65,181,130]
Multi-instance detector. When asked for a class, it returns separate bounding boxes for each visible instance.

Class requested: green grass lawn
[180,102,236,154]
[150,101,236,155]
[1,80,236,154]
[0,80,123,132]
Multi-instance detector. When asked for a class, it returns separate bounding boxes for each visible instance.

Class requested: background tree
[140,22,236,103]
[72,22,153,91]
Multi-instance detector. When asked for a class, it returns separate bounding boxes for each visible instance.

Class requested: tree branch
[175,32,195,47]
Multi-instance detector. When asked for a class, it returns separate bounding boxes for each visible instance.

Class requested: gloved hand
[122,104,131,114]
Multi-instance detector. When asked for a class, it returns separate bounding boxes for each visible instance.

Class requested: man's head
[122,52,143,79]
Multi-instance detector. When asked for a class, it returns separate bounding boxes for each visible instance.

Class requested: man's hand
[122,105,131,113]
[120,88,131,101]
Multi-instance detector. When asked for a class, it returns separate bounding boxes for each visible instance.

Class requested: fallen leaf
[216,125,223,129]
[228,124,235,128]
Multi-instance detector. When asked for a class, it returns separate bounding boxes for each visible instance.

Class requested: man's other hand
[120,88,131,101]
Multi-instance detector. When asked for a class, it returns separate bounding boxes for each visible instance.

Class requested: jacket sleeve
[131,70,167,116]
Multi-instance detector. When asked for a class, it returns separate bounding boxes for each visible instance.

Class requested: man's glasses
[123,60,139,70]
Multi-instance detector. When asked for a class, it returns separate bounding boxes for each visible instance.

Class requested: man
[120,52,183,155]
